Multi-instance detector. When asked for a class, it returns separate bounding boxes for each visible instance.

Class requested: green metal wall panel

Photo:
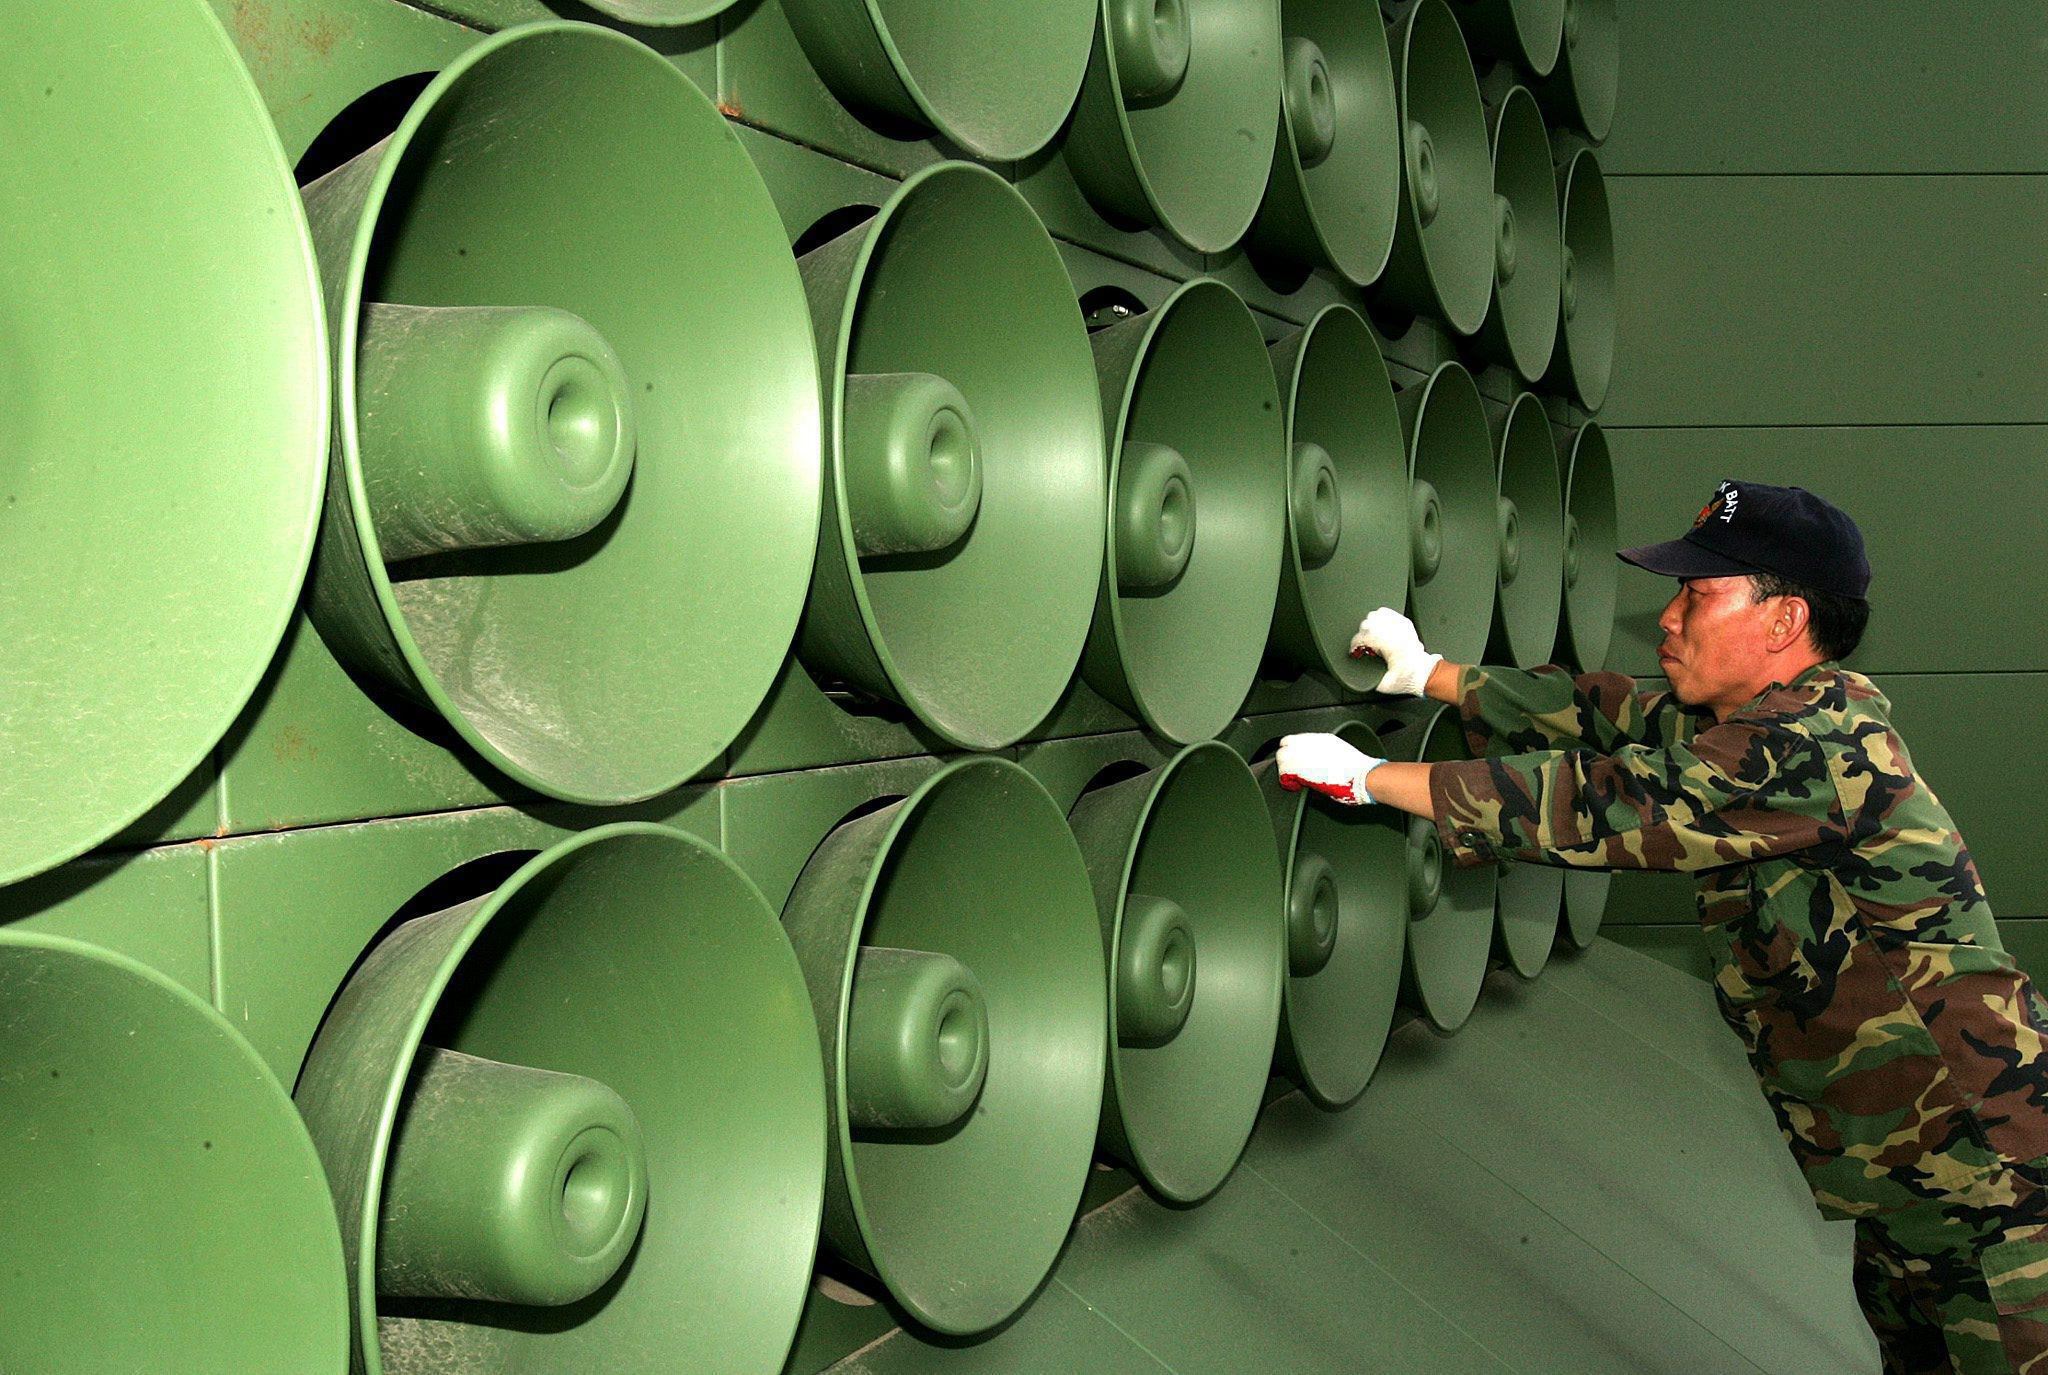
[110,764,221,849]
[1603,1,2048,175]
[2002,920,2048,986]
[1602,871,1696,928]
[1604,174,2048,427]
[0,844,213,1000]
[1057,1165,1513,1374]
[719,756,945,910]
[210,805,571,1085]
[1247,1095,1763,1375]
[718,0,950,179]
[1882,673,2048,917]
[1013,147,1209,282]
[209,0,478,164]
[1606,426,2048,675]
[1014,730,1172,814]
[732,120,901,245]
[215,614,515,834]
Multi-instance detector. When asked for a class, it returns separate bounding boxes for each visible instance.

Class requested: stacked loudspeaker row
[7,733,1617,1372]
[1,1,1621,1372]
[3,3,1619,887]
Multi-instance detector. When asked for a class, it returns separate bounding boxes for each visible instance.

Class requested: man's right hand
[1349,607,1444,697]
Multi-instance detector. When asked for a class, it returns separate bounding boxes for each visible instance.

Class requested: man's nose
[1657,592,1684,636]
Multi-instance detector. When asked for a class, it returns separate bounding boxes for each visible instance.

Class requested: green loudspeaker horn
[1086,280,1287,742]
[0,932,348,1374]
[1252,724,1406,1109]
[1557,421,1618,672]
[1064,0,1284,253]
[1487,393,1565,670]
[1451,0,1566,78]
[1246,0,1402,286]
[1375,0,1494,336]
[1496,860,1564,978]
[1267,306,1409,691]
[782,758,1107,1336]
[1543,143,1616,411]
[300,23,821,806]
[1393,705,1497,1033]
[1533,0,1618,143]
[0,1,326,885]
[798,164,1106,750]
[1069,743,1286,1200]
[1397,362,1498,667]
[1473,86,1563,384]
[1562,868,1614,949]
[783,0,1099,160]
[294,825,826,1375]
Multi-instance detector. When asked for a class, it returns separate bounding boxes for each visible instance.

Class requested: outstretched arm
[1352,607,1702,755]
[1277,714,1839,874]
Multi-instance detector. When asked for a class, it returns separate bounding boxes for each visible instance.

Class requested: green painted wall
[1598,0,2048,977]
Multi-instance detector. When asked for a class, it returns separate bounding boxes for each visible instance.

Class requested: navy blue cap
[1618,480,1872,601]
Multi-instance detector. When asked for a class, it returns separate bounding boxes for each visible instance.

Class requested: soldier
[1277,481,2048,1374]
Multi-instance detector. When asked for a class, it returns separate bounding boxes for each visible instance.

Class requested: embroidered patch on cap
[1693,481,1739,529]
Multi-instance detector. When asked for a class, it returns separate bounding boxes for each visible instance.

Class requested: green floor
[816,939,1875,1374]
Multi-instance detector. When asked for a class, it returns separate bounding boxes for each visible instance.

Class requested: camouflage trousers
[1854,1187,2048,1374]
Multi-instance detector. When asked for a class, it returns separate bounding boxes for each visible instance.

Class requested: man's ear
[1765,595,1812,655]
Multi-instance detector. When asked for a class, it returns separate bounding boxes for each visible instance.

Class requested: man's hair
[1750,571,1869,662]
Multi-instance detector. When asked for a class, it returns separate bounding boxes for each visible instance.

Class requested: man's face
[1655,576,1783,713]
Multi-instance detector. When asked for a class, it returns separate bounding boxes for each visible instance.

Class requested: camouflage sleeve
[1428,713,1840,872]
[1454,664,1701,760]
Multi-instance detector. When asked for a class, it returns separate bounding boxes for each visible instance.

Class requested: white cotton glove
[1348,606,1442,697]
[1276,734,1386,807]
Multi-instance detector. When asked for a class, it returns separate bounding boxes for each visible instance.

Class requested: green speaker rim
[1562,867,1613,949]
[1376,0,1494,336]
[782,0,1100,160]
[1069,741,1286,1201]
[294,824,827,1375]
[1247,0,1402,286]
[1545,143,1616,411]
[1489,391,1564,669]
[1476,86,1562,384]
[304,22,822,806]
[583,0,742,23]
[1559,420,1617,671]
[782,756,1108,1336]
[1254,722,1406,1109]
[1397,361,1498,667]
[0,931,349,1373]
[799,161,1106,750]
[1452,0,1566,78]
[1395,704,1497,1033]
[1533,0,1618,142]
[1064,0,1285,254]
[1084,278,1287,743]
[0,0,327,886]
[1268,306,1409,691]
[1496,860,1564,978]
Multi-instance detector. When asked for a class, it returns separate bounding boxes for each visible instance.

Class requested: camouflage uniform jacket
[1428,662,2048,1220]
